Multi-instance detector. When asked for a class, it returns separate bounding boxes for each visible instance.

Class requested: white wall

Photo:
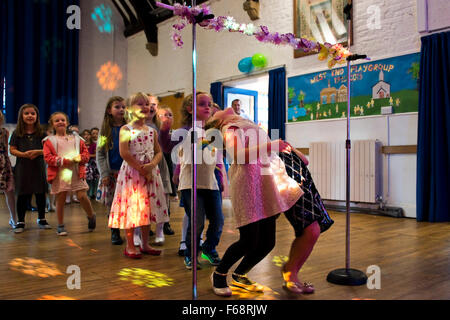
[125,0,449,218]
[78,0,128,130]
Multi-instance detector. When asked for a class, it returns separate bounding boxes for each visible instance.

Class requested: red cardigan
[43,136,90,183]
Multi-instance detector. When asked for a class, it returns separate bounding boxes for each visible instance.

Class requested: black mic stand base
[327,268,368,286]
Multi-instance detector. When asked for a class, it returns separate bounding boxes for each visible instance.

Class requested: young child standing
[108,92,168,259]
[0,112,18,230]
[161,92,224,269]
[96,96,127,245]
[43,112,96,236]
[9,104,50,233]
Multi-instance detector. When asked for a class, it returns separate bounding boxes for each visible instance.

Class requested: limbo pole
[191,0,199,300]
[327,0,368,286]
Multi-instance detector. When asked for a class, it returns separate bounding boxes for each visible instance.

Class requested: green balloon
[252,53,267,68]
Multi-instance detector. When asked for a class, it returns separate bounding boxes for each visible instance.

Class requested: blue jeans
[181,189,224,258]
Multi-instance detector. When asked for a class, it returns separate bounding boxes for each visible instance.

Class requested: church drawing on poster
[372,71,391,99]
[287,53,419,122]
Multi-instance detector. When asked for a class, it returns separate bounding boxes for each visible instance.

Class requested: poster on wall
[287,53,420,122]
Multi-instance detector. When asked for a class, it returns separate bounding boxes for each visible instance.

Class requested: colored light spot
[61,169,73,183]
[9,258,64,278]
[117,268,174,289]
[98,135,107,148]
[231,285,279,300]
[65,239,82,250]
[37,295,76,300]
[96,61,123,91]
[91,4,114,34]
[272,255,288,267]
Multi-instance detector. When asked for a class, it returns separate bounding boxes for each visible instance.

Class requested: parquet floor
[0,195,449,300]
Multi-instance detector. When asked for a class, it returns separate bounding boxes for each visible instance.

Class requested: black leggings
[17,193,46,223]
[216,214,278,276]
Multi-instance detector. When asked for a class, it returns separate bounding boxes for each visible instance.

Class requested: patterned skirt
[279,151,334,236]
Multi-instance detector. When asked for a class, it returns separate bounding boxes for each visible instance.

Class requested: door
[223,87,258,123]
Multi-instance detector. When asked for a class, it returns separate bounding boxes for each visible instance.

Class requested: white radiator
[309,140,382,203]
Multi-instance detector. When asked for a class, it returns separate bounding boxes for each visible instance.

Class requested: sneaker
[87,214,96,231]
[230,273,264,292]
[211,272,232,297]
[163,222,175,235]
[178,241,186,256]
[57,225,68,236]
[14,223,25,234]
[184,256,201,270]
[72,196,80,203]
[153,237,164,246]
[37,219,52,229]
[111,228,123,245]
[201,250,221,266]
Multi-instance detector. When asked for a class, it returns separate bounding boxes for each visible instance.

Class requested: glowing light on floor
[65,239,82,250]
[96,61,123,91]
[37,295,76,300]
[272,255,288,267]
[231,285,280,300]
[117,268,174,288]
[9,258,64,278]
[91,4,114,34]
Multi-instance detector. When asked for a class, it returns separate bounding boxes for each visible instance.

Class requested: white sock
[156,222,164,240]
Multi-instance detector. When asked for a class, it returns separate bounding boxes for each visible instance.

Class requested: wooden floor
[0,195,449,300]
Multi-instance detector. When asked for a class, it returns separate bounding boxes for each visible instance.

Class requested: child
[81,130,91,145]
[206,107,302,296]
[96,96,127,245]
[108,92,168,259]
[9,104,50,233]
[43,112,96,236]
[160,91,224,269]
[0,112,18,230]
[86,129,100,200]
[278,148,334,294]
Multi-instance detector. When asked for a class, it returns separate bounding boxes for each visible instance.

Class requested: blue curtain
[0,0,79,124]
[268,67,286,140]
[210,81,223,109]
[417,31,450,222]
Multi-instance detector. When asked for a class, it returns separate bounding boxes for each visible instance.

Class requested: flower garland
[156,2,352,68]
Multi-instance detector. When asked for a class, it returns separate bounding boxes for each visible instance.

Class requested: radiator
[309,140,382,203]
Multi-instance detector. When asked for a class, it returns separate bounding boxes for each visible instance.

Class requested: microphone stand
[326,1,368,286]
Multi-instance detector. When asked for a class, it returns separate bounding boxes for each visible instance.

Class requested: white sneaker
[154,237,164,246]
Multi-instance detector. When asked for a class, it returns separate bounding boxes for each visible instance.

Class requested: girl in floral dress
[108,92,168,259]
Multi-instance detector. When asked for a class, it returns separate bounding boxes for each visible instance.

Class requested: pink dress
[223,119,303,228]
[108,125,168,230]
[50,135,89,195]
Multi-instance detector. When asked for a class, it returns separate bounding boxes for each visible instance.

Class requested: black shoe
[149,229,154,236]
[178,241,186,256]
[88,214,96,231]
[163,222,175,235]
[111,228,123,245]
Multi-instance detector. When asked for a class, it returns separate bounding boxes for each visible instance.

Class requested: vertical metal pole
[191,0,198,300]
[345,1,352,272]
[345,59,351,271]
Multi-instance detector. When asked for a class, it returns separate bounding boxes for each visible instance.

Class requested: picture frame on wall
[294,0,353,58]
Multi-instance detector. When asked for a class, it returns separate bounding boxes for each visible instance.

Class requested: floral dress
[108,125,169,230]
